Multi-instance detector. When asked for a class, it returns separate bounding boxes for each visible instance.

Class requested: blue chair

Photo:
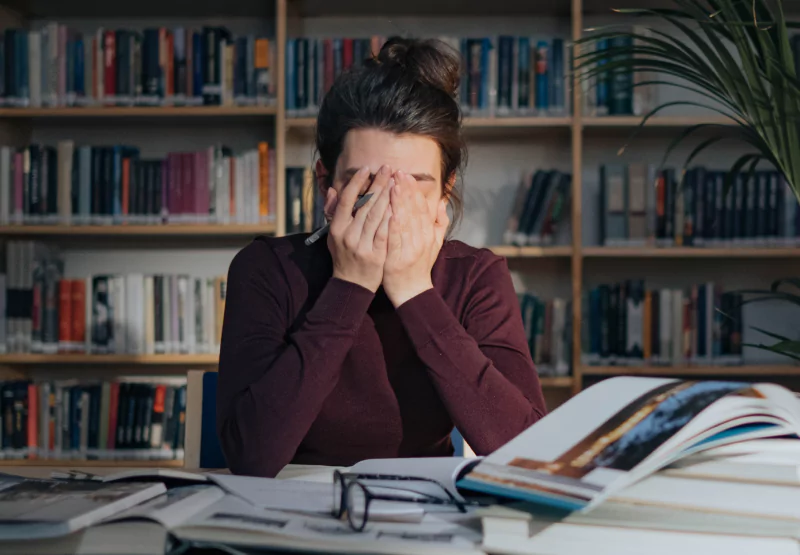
[184,370,472,469]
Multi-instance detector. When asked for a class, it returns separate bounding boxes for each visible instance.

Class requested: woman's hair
[315,36,466,229]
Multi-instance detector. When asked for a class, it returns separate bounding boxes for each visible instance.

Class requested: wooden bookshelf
[0,459,184,467]
[540,377,574,388]
[582,115,736,127]
[489,245,572,257]
[582,247,800,258]
[0,354,220,365]
[0,224,277,237]
[0,106,278,117]
[582,365,800,377]
[286,116,573,130]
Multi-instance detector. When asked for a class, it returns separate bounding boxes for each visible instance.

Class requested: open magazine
[457,377,800,512]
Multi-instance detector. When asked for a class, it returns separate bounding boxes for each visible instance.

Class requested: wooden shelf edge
[0,459,184,467]
[583,247,800,258]
[0,106,278,117]
[0,354,220,365]
[540,377,574,388]
[582,115,736,127]
[287,116,572,129]
[0,224,277,236]
[489,245,573,257]
[582,365,800,376]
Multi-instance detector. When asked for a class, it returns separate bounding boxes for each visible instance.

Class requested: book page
[102,484,225,528]
[461,377,798,508]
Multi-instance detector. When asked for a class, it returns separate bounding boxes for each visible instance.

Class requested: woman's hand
[328,165,394,292]
[383,171,449,307]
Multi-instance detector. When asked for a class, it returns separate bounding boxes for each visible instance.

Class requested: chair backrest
[184,369,475,469]
[184,370,226,469]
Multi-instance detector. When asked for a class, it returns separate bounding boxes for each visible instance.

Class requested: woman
[217,37,547,477]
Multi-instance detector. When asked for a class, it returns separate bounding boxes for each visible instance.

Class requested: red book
[182,152,193,219]
[107,382,120,450]
[27,383,37,459]
[104,31,116,98]
[195,150,206,220]
[58,279,72,351]
[151,385,166,448]
[167,31,175,97]
[167,153,178,220]
[343,38,354,70]
[71,279,86,351]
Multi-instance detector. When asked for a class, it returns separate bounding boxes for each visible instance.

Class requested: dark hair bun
[376,37,460,98]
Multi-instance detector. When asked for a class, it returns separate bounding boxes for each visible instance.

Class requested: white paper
[207,474,333,514]
[350,457,480,502]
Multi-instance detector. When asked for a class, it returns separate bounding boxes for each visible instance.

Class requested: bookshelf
[0,0,797,467]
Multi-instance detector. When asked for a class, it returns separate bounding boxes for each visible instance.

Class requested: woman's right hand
[328,165,394,292]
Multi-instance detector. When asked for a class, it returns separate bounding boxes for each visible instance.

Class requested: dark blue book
[481,38,491,110]
[296,38,307,110]
[17,30,28,104]
[535,40,548,110]
[192,31,203,99]
[756,170,768,241]
[142,29,159,99]
[744,171,758,241]
[518,37,530,109]
[595,39,609,113]
[285,38,295,110]
[333,38,342,81]
[497,36,513,110]
[71,386,81,452]
[609,35,633,115]
[551,38,564,112]
[4,30,15,102]
[75,37,85,97]
[733,172,744,241]
[768,171,779,239]
[0,33,5,102]
[589,288,601,357]
[459,38,468,107]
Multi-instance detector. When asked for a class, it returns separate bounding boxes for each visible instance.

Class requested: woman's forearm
[217,248,373,477]
[395,263,547,455]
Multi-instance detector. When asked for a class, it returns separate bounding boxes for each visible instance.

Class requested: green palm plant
[574,0,800,362]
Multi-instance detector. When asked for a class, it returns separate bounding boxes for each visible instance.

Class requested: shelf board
[0,224,276,237]
[540,377,574,388]
[0,459,184,467]
[582,365,800,377]
[0,354,219,365]
[490,246,572,258]
[582,246,800,258]
[0,106,278,118]
[287,116,572,130]
[582,115,736,128]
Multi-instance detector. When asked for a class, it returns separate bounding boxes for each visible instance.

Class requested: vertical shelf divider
[276,0,288,237]
[571,0,584,396]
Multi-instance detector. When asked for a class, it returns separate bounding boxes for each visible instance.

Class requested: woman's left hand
[382,170,449,307]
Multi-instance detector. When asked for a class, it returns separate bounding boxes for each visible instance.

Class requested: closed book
[600,165,628,246]
[627,164,647,245]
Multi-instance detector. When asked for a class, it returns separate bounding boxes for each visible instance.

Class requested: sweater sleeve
[394,253,547,455]
[216,240,374,477]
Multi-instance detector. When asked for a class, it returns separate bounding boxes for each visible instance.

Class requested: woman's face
[318,128,446,220]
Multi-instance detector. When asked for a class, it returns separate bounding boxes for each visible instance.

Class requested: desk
[0,464,339,481]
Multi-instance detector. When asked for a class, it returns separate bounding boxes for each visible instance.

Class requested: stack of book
[598,164,800,247]
[0,25,276,108]
[0,377,186,461]
[519,293,571,377]
[503,169,572,246]
[2,240,227,355]
[0,142,276,226]
[464,377,800,554]
[285,35,569,118]
[581,280,743,367]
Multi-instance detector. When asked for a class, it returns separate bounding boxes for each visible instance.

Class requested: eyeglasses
[332,471,468,532]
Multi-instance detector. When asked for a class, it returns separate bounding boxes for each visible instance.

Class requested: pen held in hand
[304,193,375,246]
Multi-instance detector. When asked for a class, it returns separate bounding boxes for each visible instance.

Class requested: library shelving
[0,354,221,365]
[0,0,798,468]
[0,224,277,237]
[0,107,279,118]
[582,365,800,377]
[0,459,186,467]
[581,247,800,258]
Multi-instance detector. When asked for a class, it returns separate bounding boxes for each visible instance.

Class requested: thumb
[434,200,449,245]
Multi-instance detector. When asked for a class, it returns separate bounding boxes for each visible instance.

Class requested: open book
[457,377,800,512]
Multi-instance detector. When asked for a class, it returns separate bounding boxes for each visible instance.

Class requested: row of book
[0,142,277,225]
[581,30,656,117]
[285,166,325,235]
[518,293,571,377]
[599,165,800,247]
[581,280,744,366]
[1,25,276,108]
[503,169,572,246]
[285,36,569,118]
[2,241,227,355]
[0,378,186,460]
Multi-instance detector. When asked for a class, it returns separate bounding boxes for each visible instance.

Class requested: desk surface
[0,464,340,482]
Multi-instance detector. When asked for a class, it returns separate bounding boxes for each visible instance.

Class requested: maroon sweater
[217,234,547,477]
